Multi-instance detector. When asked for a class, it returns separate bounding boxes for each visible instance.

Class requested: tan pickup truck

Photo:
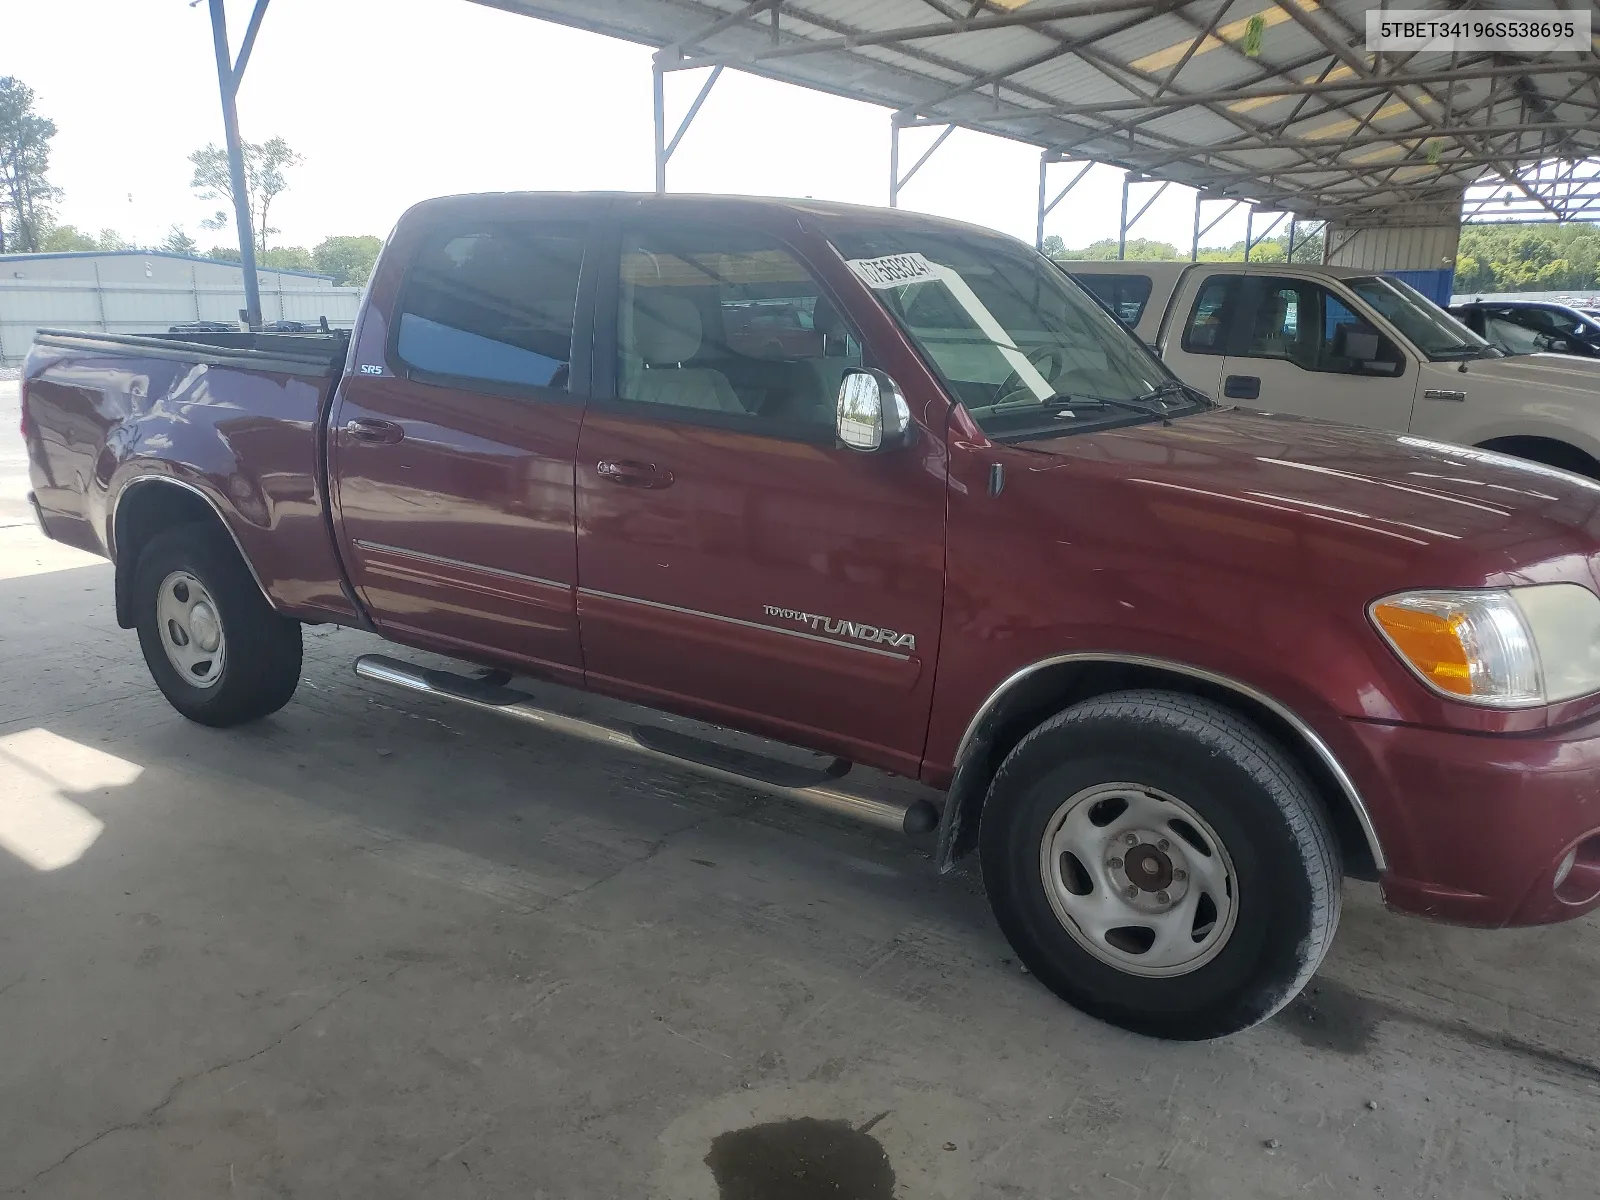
[1069,260,1600,477]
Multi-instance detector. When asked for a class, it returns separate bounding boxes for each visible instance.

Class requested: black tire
[979,690,1340,1040]
[133,522,302,727]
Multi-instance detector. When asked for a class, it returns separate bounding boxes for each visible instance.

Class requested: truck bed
[22,326,360,626]
[31,327,350,376]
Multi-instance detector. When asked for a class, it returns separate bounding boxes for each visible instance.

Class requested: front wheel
[980,690,1341,1040]
[133,522,303,727]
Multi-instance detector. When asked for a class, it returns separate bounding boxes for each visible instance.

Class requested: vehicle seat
[1252,293,1293,357]
[627,294,743,413]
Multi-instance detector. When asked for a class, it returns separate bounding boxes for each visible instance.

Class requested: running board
[353,654,939,836]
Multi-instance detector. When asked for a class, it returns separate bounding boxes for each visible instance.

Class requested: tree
[1041,234,1066,256]
[0,76,60,254]
[205,244,242,263]
[259,245,314,272]
[189,136,302,253]
[160,224,198,255]
[313,234,382,286]
[40,224,97,252]
[94,229,133,251]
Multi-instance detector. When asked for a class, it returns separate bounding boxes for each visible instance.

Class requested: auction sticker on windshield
[847,252,939,289]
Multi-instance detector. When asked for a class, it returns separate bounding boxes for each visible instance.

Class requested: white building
[0,250,361,367]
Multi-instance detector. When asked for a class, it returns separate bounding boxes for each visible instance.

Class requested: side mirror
[836,368,914,452]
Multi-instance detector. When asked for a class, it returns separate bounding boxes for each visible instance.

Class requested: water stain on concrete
[1277,978,1379,1055]
[705,1116,895,1199]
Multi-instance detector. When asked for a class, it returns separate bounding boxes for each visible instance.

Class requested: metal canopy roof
[472,0,1600,227]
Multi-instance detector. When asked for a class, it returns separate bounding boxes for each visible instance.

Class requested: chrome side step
[353,654,940,836]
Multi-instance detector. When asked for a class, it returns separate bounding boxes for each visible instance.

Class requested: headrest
[634,294,703,364]
[812,296,847,338]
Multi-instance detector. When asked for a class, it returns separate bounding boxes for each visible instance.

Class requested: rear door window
[1072,273,1154,326]
[396,222,585,392]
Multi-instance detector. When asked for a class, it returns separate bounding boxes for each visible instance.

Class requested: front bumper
[1346,715,1600,927]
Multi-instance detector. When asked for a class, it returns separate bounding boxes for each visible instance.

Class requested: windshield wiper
[1126,379,1204,411]
[967,393,1124,418]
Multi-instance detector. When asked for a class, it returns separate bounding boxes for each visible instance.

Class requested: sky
[3,0,1262,255]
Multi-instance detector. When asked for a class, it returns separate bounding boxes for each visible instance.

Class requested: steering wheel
[995,345,1068,405]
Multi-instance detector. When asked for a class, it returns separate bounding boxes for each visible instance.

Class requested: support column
[652,57,723,194]
[208,0,266,330]
[1035,155,1095,253]
[1191,191,1202,262]
[1244,208,1254,263]
[652,61,667,194]
[889,120,901,208]
[889,119,955,209]
[1117,172,1131,260]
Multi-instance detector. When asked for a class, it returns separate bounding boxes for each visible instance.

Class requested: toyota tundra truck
[21,192,1600,1040]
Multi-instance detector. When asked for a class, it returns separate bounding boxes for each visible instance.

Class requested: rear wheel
[980,690,1341,1040]
[133,523,302,726]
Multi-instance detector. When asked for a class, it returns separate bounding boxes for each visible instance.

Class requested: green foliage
[1041,234,1066,256]
[1054,237,1185,261]
[160,225,198,255]
[1455,222,1600,294]
[205,244,242,263]
[258,245,315,272]
[0,76,59,254]
[1052,230,1324,264]
[189,136,302,252]
[39,224,97,252]
[312,234,382,287]
[93,229,132,251]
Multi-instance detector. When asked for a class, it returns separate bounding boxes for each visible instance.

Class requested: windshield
[827,225,1205,438]
[1346,275,1496,361]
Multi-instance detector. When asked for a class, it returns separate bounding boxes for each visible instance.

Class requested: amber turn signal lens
[1371,603,1473,696]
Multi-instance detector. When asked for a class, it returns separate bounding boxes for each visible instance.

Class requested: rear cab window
[1072,273,1154,327]
[1181,276,1237,355]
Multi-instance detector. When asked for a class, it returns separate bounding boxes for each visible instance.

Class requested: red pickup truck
[22,193,1600,1040]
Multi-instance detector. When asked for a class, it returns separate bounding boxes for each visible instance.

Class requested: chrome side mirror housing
[836,368,914,453]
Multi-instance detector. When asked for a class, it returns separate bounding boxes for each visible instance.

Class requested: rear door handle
[1223,374,1261,400]
[344,417,405,444]
[596,459,674,488]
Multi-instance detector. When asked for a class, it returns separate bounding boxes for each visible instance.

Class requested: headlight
[1370,584,1600,707]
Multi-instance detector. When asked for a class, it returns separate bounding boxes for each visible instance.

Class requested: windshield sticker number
[847,252,939,289]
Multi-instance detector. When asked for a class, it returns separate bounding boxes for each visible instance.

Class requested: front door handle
[596,459,674,488]
[1223,374,1261,400]
[344,417,405,444]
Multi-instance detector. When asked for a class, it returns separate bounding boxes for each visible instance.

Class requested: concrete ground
[3,378,1600,1198]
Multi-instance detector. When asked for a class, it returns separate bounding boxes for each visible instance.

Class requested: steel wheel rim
[156,570,226,689]
[1038,782,1239,978]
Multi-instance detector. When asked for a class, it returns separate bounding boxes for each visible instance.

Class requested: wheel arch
[1475,434,1600,480]
[936,653,1385,881]
[110,476,272,629]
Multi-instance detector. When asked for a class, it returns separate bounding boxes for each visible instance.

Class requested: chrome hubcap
[1039,783,1238,977]
[156,571,226,688]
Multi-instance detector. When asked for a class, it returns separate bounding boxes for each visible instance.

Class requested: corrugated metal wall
[1327,224,1461,272]
[0,279,361,366]
[1,252,336,290]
